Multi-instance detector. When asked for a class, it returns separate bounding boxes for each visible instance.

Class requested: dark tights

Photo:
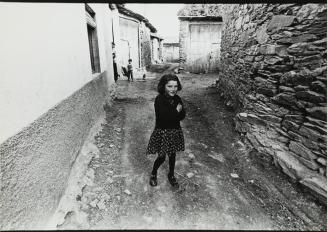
[151,153,176,176]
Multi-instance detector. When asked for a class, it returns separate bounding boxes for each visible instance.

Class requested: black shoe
[149,174,157,186]
[168,174,179,188]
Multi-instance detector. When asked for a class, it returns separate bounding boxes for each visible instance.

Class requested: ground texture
[57,64,327,230]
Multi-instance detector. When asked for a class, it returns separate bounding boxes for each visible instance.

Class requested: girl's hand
[176,103,183,112]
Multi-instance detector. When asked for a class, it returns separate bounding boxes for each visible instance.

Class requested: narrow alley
[55,64,327,230]
[1,3,327,230]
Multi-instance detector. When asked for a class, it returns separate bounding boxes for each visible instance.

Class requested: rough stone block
[289,141,318,160]
[244,55,254,62]
[245,45,260,55]
[275,151,309,180]
[275,45,289,57]
[296,4,319,22]
[247,113,267,126]
[294,85,309,92]
[280,68,315,86]
[235,120,250,133]
[259,44,276,55]
[258,114,282,124]
[266,64,292,72]
[319,167,325,176]
[264,56,284,65]
[310,81,327,94]
[282,119,301,131]
[302,122,327,135]
[256,24,269,44]
[257,87,277,97]
[313,37,327,47]
[267,15,296,32]
[295,90,326,103]
[280,71,297,84]
[298,125,327,143]
[317,157,327,166]
[272,93,297,107]
[284,114,304,124]
[292,34,318,43]
[288,130,303,142]
[295,54,322,64]
[293,153,320,170]
[246,133,261,149]
[306,116,327,128]
[276,37,294,45]
[279,86,295,93]
[300,175,327,204]
[287,42,308,55]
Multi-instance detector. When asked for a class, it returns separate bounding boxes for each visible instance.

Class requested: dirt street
[57,63,327,230]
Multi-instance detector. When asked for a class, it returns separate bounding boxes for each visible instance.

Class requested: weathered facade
[163,36,179,63]
[140,20,152,68]
[163,42,179,63]
[178,5,223,73]
[0,3,117,229]
[150,33,164,63]
[212,4,327,203]
[114,4,157,77]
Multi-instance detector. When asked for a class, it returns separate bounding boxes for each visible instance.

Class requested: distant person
[146,74,186,188]
[127,58,133,82]
[112,53,119,83]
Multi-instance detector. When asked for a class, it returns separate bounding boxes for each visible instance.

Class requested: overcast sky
[125,3,185,39]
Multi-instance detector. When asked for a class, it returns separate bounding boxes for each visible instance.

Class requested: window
[85,4,100,74]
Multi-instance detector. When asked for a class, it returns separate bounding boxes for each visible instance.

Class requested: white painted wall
[111,7,122,76]
[119,15,140,69]
[152,38,159,63]
[164,44,179,62]
[89,3,115,86]
[0,3,114,143]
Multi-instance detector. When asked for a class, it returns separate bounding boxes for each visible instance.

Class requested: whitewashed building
[0,2,161,230]
[112,4,157,78]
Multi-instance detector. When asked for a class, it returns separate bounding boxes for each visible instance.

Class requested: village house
[163,36,180,63]
[0,3,158,229]
[112,4,158,78]
[178,6,223,74]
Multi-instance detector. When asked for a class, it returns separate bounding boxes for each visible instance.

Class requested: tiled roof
[150,33,163,40]
[116,4,157,33]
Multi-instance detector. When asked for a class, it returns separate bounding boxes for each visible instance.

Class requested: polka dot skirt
[146,128,185,157]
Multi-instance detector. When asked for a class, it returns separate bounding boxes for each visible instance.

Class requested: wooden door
[188,23,221,73]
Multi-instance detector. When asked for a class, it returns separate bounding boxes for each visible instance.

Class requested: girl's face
[165,80,178,97]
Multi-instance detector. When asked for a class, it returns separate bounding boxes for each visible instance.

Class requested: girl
[146,74,186,188]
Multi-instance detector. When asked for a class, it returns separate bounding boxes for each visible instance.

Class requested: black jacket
[154,93,186,129]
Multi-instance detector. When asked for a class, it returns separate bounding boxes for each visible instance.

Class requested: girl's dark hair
[157,74,182,94]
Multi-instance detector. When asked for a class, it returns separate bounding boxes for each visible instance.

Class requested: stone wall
[179,20,188,66]
[0,72,114,229]
[140,22,152,68]
[215,3,327,203]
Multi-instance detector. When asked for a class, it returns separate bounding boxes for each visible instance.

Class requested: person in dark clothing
[113,53,119,83]
[146,74,186,188]
[127,58,133,82]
